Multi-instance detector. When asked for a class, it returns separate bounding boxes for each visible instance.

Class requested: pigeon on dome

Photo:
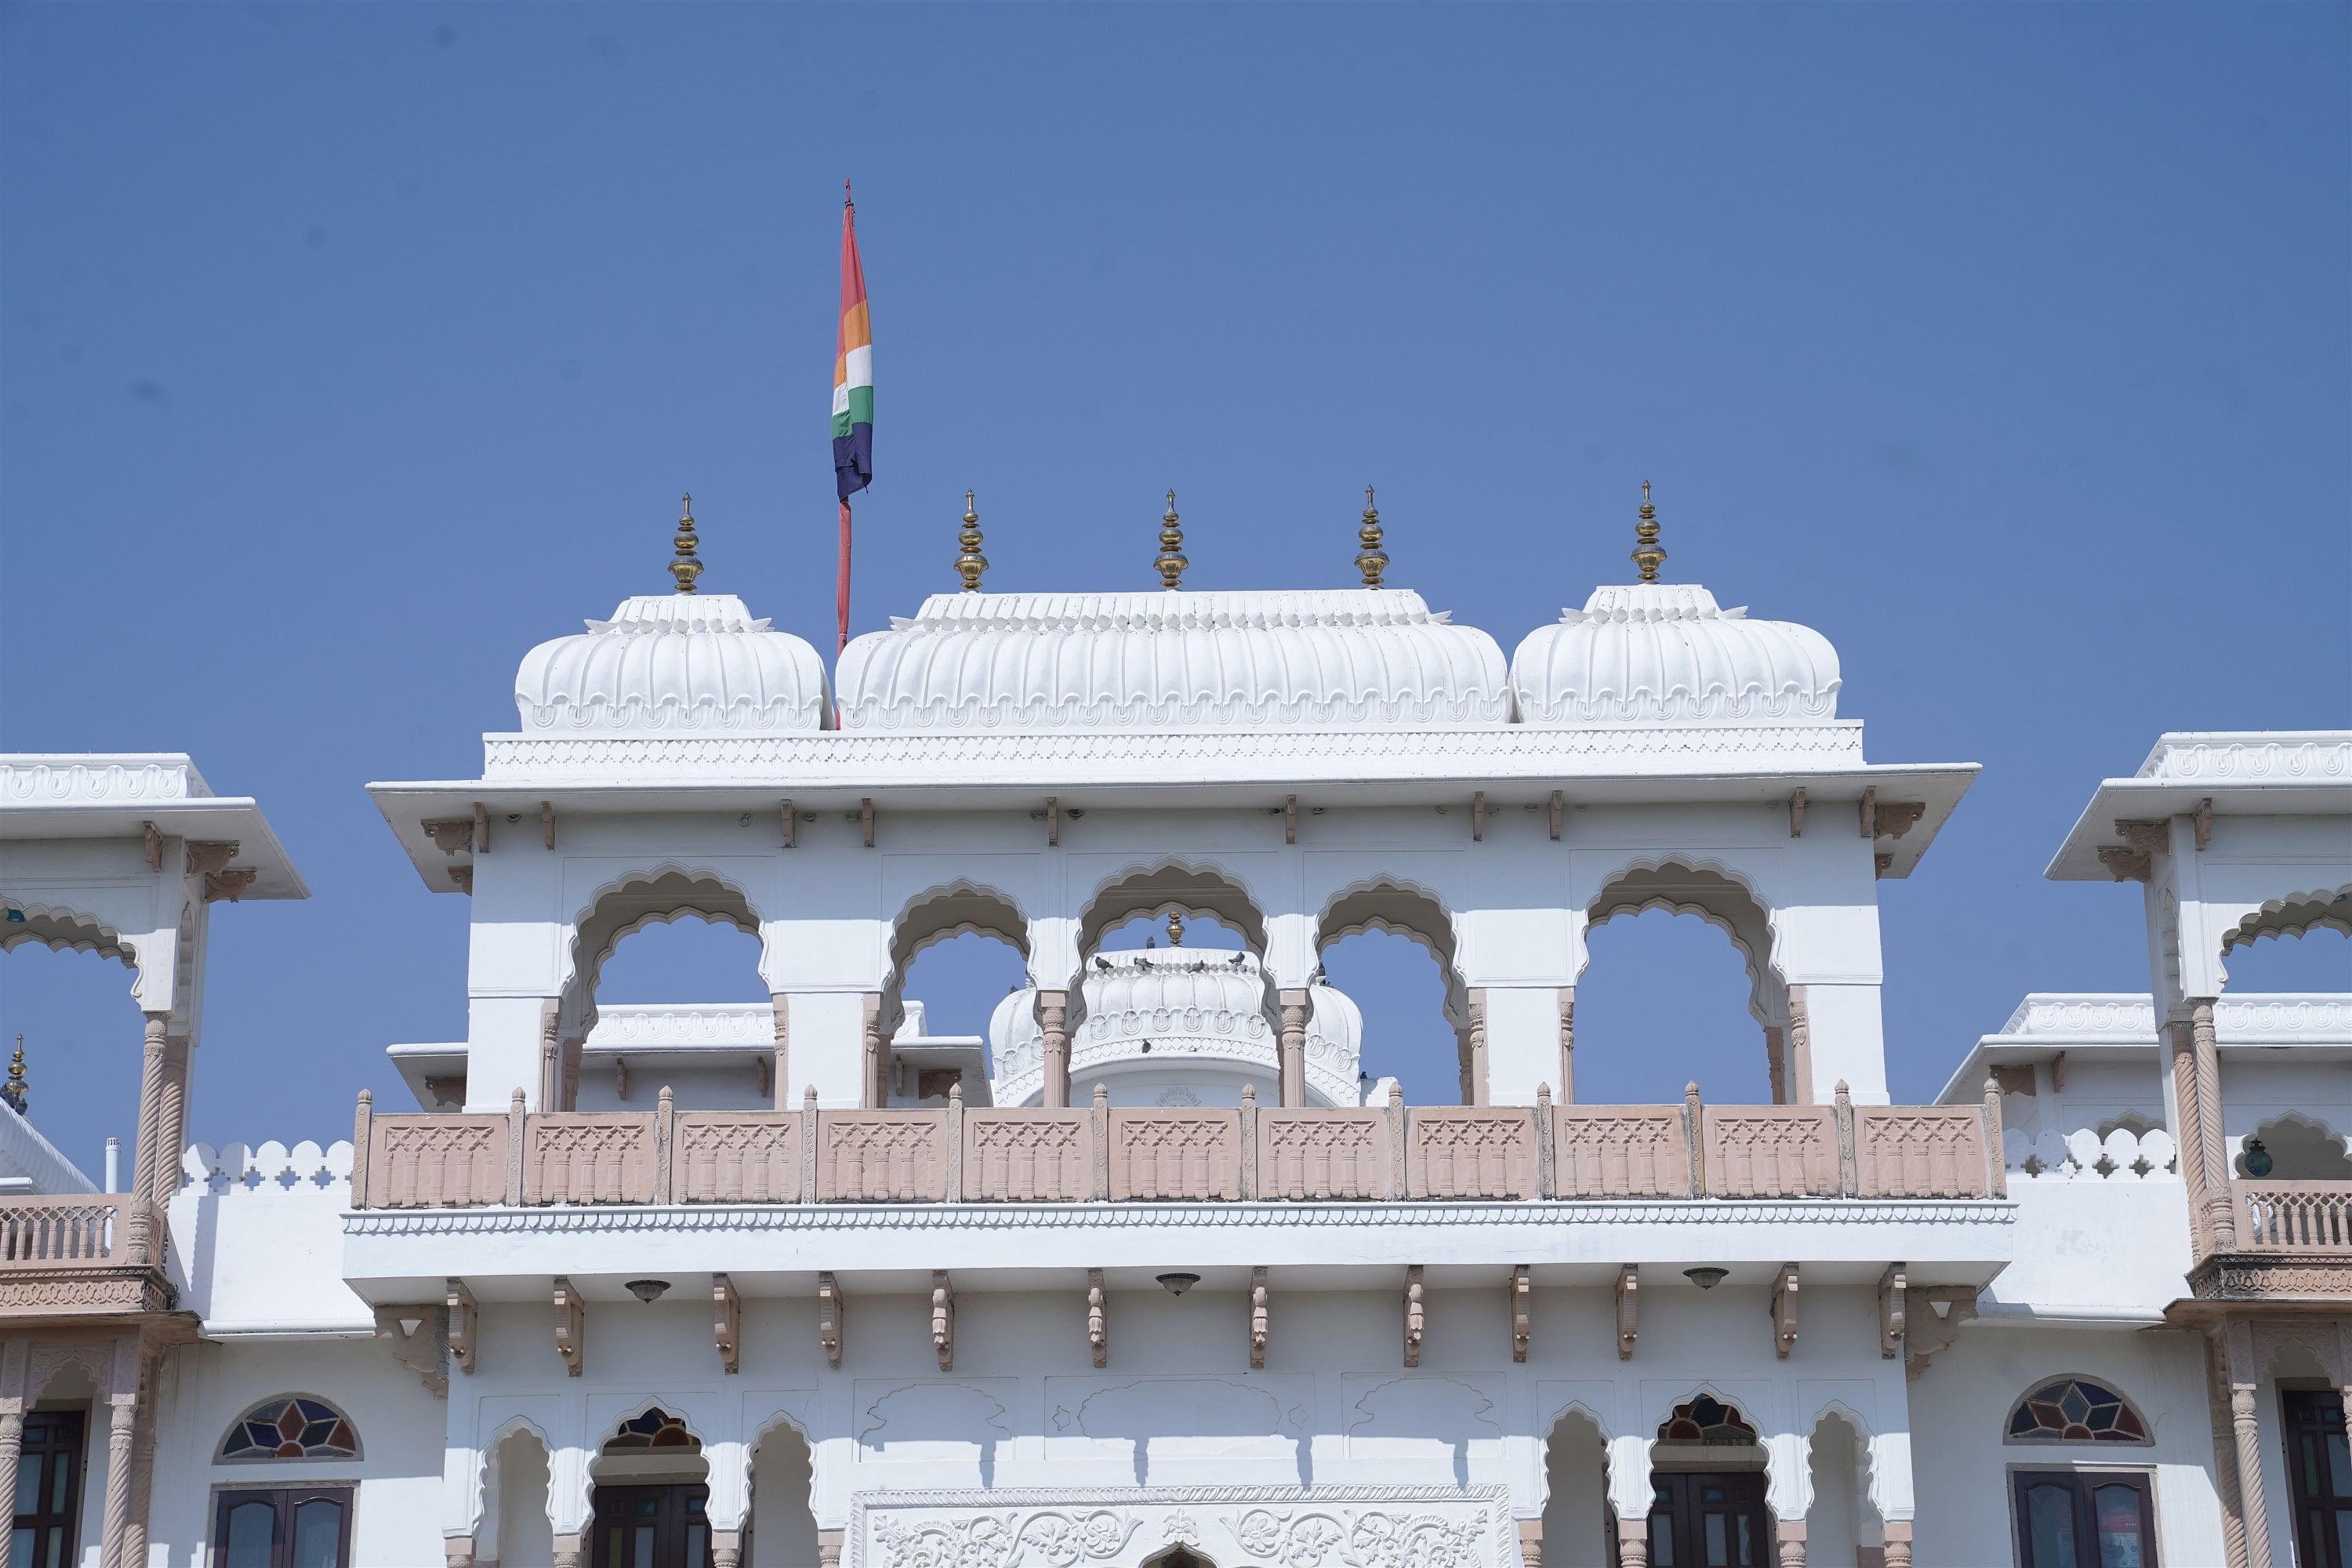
[1508,483,1842,726]
[512,495,833,732]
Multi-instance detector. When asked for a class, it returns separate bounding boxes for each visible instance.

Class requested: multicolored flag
[833,183,873,652]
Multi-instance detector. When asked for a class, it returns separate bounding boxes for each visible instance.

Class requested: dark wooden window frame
[2281,1387,2351,1568]
[2008,1466,2160,1568]
[11,1406,88,1568]
[207,1483,356,1568]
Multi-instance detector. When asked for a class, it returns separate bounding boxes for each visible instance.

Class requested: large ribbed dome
[1508,584,1840,725]
[515,594,831,732]
[837,589,1507,732]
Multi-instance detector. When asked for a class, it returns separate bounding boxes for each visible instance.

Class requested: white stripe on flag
[838,343,874,391]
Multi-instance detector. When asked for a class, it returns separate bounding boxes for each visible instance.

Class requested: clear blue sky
[3,3,2346,1178]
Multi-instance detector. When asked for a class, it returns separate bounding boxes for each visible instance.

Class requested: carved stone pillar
[818,1526,845,1568]
[1557,986,1575,1103]
[1763,1025,1788,1105]
[443,1536,477,1568]
[124,1367,161,1568]
[712,1529,742,1568]
[2169,1013,2212,1255]
[1459,989,1488,1107]
[2221,1319,2273,1568]
[2191,1000,2238,1250]
[100,1394,137,1568]
[0,1407,24,1551]
[553,1532,585,1568]
[1785,986,1814,1105]
[1038,991,1071,1110]
[1277,989,1309,1109]
[537,1000,562,1112]
[1775,1519,1806,1566]
[129,1013,170,1208]
[1515,1518,1541,1568]
[770,994,792,1110]
[1879,1522,1912,1568]
[151,1036,191,1208]
[2205,1327,2252,1568]
[1615,1519,1650,1568]
[862,993,886,1109]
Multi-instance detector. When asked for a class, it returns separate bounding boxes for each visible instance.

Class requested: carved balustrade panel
[1107,1110,1242,1200]
[0,1195,129,1266]
[1257,1108,1392,1200]
[964,1110,1091,1201]
[673,1113,802,1203]
[524,1114,657,1204]
[366,1115,507,1208]
[1407,1108,1537,1199]
[1855,1107,1989,1198]
[1705,1107,1838,1198]
[1553,1107,1690,1198]
[818,1112,949,1202]
[2236,1181,2352,1254]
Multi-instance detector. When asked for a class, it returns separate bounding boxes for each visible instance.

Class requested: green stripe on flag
[831,386,873,437]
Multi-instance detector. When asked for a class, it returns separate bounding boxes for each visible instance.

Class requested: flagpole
[837,499,853,655]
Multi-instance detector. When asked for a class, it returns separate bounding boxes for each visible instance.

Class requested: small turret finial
[1166,910,1185,948]
[1630,481,1666,583]
[3,1035,26,1117]
[1356,485,1388,588]
[669,493,704,593]
[955,490,989,592]
[1155,490,1188,590]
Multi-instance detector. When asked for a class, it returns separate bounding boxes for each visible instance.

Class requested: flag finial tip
[1631,482,1666,584]
[956,490,988,592]
[670,492,703,594]
[1155,491,1188,591]
[1357,485,1388,589]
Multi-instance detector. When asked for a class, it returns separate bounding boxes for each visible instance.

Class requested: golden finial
[1630,481,1666,583]
[3,1034,25,1116]
[1154,490,1188,590]
[1166,910,1185,948]
[669,493,704,593]
[954,490,989,592]
[1356,485,1388,588]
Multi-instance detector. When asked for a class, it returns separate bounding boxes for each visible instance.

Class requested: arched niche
[1539,1404,1614,1567]
[2236,1112,2352,1181]
[744,1410,821,1568]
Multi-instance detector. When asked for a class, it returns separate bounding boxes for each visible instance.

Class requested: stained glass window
[217,1397,361,1461]
[2006,1378,2149,1443]
[1658,1395,1756,1444]
[604,1409,697,1450]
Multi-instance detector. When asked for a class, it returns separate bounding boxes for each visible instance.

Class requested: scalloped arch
[556,865,767,1039]
[2219,884,2352,970]
[736,1406,822,1542]
[1074,860,1274,1034]
[568,1401,715,1529]
[1581,855,1788,1028]
[880,880,1032,1037]
[0,897,138,972]
[470,1415,554,1540]
[1313,876,1469,1027]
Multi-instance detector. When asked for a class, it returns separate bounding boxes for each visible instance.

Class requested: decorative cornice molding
[0,758,209,806]
[1993,993,2352,1042]
[2135,735,2351,782]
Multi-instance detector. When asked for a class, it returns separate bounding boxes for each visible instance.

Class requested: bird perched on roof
[1094,955,1112,971]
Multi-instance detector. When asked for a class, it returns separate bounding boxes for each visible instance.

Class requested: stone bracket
[1878,1263,1906,1359]
[1249,1265,1269,1370]
[1403,1265,1425,1367]
[1087,1268,1106,1368]
[446,1279,477,1374]
[818,1271,845,1369]
[554,1276,583,1377]
[931,1271,954,1371]
[1769,1263,1798,1359]
[1509,1265,1531,1363]
[372,1304,450,1398]
[713,1272,740,1374]
[1616,1264,1638,1360]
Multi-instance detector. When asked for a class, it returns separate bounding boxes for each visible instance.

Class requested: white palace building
[2,492,2346,1568]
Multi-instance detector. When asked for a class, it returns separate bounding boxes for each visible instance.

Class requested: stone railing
[349,1082,2006,1209]
[0,1194,132,1266]
[2235,1181,2352,1254]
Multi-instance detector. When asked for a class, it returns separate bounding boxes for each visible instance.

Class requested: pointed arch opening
[0,907,144,1196]
[746,1414,819,1568]
[882,883,1030,1107]
[1315,880,1467,1105]
[1540,1406,1613,1567]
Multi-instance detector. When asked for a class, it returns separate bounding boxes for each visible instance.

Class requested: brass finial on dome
[1356,485,1388,588]
[1630,481,1666,583]
[669,492,704,593]
[1154,490,1188,590]
[955,490,989,592]
[2,1035,25,1117]
[1166,910,1185,948]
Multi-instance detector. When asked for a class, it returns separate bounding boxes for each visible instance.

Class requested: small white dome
[837,589,1508,732]
[515,594,831,732]
[988,948,1362,1107]
[1508,584,1839,725]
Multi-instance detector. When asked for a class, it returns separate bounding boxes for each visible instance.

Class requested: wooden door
[1646,1472,1769,1566]
[2013,1471,2158,1568]
[590,1484,714,1568]
[2284,1390,2352,1568]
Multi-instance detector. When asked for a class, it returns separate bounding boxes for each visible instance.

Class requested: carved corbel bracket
[1903,1289,1978,1378]
[1509,1265,1531,1363]
[1878,1263,1907,1359]
[2193,797,2213,851]
[780,800,797,850]
[184,840,241,877]
[2114,818,2169,858]
[448,866,474,895]
[473,802,490,854]
[539,801,555,851]
[860,797,876,849]
[1249,1265,1269,1370]
[422,818,474,855]
[1769,1263,1799,1359]
[931,1271,954,1371]
[1284,794,1298,845]
[203,868,259,903]
[372,1304,450,1397]
[554,1276,583,1377]
[2096,845,2154,883]
[1087,1269,1107,1368]
[1548,789,1564,840]
[1986,1063,2035,1099]
[1875,801,1927,840]
[1471,790,1486,843]
[818,1272,844,1369]
[1616,1265,1638,1360]
[713,1272,740,1374]
[446,1279,477,1374]
[1403,1265,1425,1367]
[1857,785,1875,838]
[142,822,163,871]
[1788,788,1806,838]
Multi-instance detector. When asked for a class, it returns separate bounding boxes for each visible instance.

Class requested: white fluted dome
[1508,584,1840,725]
[988,948,1363,1108]
[837,589,1507,733]
[515,594,831,732]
